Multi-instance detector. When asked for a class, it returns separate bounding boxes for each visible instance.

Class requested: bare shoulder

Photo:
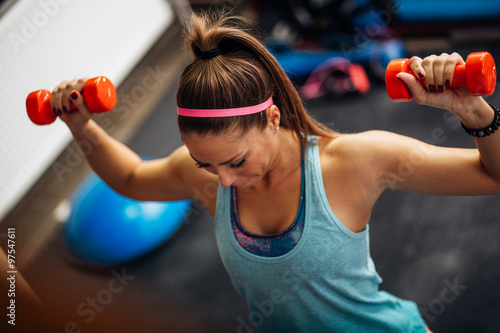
[318,130,401,162]
[136,145,219,214]
[316,130,415,189]
[315,131,401,232]
[170,145,219,194]
[176,146,220,215]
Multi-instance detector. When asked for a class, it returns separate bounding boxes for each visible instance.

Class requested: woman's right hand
[50,77,94,130]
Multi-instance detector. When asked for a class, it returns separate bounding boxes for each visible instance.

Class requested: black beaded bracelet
[461,104,500,138]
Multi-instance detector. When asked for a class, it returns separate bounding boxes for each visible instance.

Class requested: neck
[257,129,302,190]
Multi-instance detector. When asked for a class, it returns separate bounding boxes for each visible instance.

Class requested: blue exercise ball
[65,172,192,265]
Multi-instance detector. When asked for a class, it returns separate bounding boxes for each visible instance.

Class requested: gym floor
[5,17,500,333]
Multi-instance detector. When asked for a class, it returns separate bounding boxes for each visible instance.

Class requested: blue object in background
[65,172,192,265]
[396,0,500,23]
[268,39,406,81]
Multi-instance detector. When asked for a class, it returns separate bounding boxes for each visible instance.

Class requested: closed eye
[195,161,210,169]
[191,153,246,169]
[230,158,246,169]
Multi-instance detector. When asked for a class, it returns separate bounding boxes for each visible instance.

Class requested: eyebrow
[190,152,244,166]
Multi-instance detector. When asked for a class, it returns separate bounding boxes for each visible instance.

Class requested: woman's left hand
[397,52,494,128]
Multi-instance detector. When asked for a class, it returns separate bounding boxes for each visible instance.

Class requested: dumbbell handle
[386,52,496,102]
[26,76,116,125]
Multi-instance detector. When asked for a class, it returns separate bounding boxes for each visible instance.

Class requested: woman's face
[183,125,278,188]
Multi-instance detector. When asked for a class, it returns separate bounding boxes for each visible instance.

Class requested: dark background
[7,1,500,332]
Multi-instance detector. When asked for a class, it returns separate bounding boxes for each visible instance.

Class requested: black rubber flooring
[21,46,500,333]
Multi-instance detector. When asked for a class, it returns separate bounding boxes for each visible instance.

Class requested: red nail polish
[429,85,437,93]
[418,71,425,79]
[445,79,451,87]
[438,85,444,93]
[71,91,78,100]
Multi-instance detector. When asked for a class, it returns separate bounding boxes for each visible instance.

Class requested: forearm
[457,98,500,183]
[474,130,500,184]
[68,119,142,193]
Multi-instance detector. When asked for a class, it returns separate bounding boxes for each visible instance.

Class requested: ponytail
[176,11,337,148]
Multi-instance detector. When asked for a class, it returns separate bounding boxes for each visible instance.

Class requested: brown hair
[176,11,336,149]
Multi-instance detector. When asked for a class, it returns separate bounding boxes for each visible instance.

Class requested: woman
[50,11,500,333]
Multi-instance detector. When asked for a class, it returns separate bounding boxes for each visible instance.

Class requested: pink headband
[177,97,273,117]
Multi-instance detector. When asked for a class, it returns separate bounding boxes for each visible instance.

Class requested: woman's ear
[266,105,281,130]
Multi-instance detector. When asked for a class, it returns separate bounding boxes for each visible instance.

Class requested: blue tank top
[230,158,305,257]
[214,136,427,332]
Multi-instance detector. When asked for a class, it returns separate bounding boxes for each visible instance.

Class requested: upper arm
[365,131,500,195]
[317,130,499,233]
[120,146,219,211]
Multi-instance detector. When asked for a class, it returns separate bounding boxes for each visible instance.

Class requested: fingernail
[71,91,78,100]
[63,106,68,113]
[429,84,437,93]
[438,85,444,93]
[445,79,451,87]
[418,71,425,79]
[57,109,62,116]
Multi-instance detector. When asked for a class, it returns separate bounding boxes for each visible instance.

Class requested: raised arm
[50,78,218,212]
[353,130,500,196]
[381,52,500,194]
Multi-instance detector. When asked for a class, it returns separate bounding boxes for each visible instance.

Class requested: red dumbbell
[386,52,496,102]
[26,76,117,125]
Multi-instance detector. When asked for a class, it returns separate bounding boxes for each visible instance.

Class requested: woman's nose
[218,170,237,188]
